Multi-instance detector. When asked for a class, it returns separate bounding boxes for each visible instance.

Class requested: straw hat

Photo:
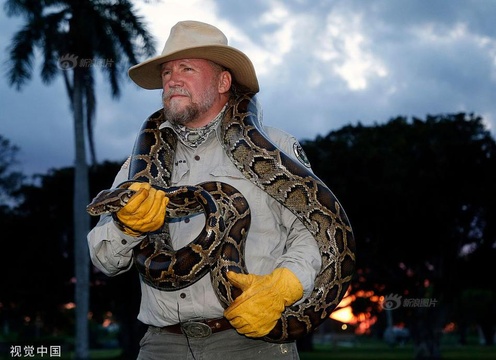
[128,20,259,93]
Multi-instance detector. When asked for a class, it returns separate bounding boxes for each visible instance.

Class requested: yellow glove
[223,267,303,338]
[115,182,168,236]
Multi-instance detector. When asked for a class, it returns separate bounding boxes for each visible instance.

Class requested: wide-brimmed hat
[128,20,259,93]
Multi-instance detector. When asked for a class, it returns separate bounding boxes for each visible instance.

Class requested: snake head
[86,188,136,216]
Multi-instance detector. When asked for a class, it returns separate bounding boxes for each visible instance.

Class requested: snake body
[87,93,355,342]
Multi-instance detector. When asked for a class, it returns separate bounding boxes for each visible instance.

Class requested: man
[88,20,321,360]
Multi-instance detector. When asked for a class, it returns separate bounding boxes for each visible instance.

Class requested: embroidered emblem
[293,142,311,168]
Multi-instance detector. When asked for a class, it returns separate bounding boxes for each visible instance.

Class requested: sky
[1,0,495,177]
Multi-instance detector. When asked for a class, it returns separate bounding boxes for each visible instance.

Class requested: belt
[152,318,233,338]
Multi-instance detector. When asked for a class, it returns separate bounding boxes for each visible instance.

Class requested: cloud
[1,0,495,176]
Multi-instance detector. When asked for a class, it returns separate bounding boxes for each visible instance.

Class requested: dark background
[1,112,495,358]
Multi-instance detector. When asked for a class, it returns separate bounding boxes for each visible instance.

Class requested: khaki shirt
[87,121,321,327]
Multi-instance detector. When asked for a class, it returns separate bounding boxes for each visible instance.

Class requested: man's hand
[224,267,303,338]
[115,182,168,236]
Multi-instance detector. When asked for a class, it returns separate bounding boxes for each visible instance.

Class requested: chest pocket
[170,160,189,185]
[208,165,265,221]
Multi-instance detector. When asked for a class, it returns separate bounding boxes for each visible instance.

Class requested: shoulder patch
[293,142,311,168]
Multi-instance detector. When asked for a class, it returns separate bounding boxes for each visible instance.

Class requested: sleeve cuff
[108,220,146,255]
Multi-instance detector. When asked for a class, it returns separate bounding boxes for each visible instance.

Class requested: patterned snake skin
[86,93,356,342]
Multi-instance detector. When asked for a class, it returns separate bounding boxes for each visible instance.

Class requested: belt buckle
[181,321,212,338]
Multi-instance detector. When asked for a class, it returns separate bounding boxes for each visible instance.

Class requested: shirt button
[121,239,127,245]
[184,218,190,223]
[180,293,186,299]
[194,155,200,161]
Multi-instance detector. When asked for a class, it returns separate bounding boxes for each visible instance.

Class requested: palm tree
[4,1,155,358]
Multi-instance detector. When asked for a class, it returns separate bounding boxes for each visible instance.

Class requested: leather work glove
[224,267,304,338]
[114,182,168,236]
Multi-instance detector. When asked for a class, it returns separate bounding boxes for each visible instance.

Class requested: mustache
[162,88,191,101]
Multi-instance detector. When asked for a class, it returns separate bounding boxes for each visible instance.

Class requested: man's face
[160,59,223,127]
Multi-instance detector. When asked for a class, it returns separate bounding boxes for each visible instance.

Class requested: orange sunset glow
[330,290,382,335]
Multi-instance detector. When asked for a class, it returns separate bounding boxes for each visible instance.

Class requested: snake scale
[87,93,356,343]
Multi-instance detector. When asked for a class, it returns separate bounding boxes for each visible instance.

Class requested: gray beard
[162,87,216,126]
[163,104,200,126]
